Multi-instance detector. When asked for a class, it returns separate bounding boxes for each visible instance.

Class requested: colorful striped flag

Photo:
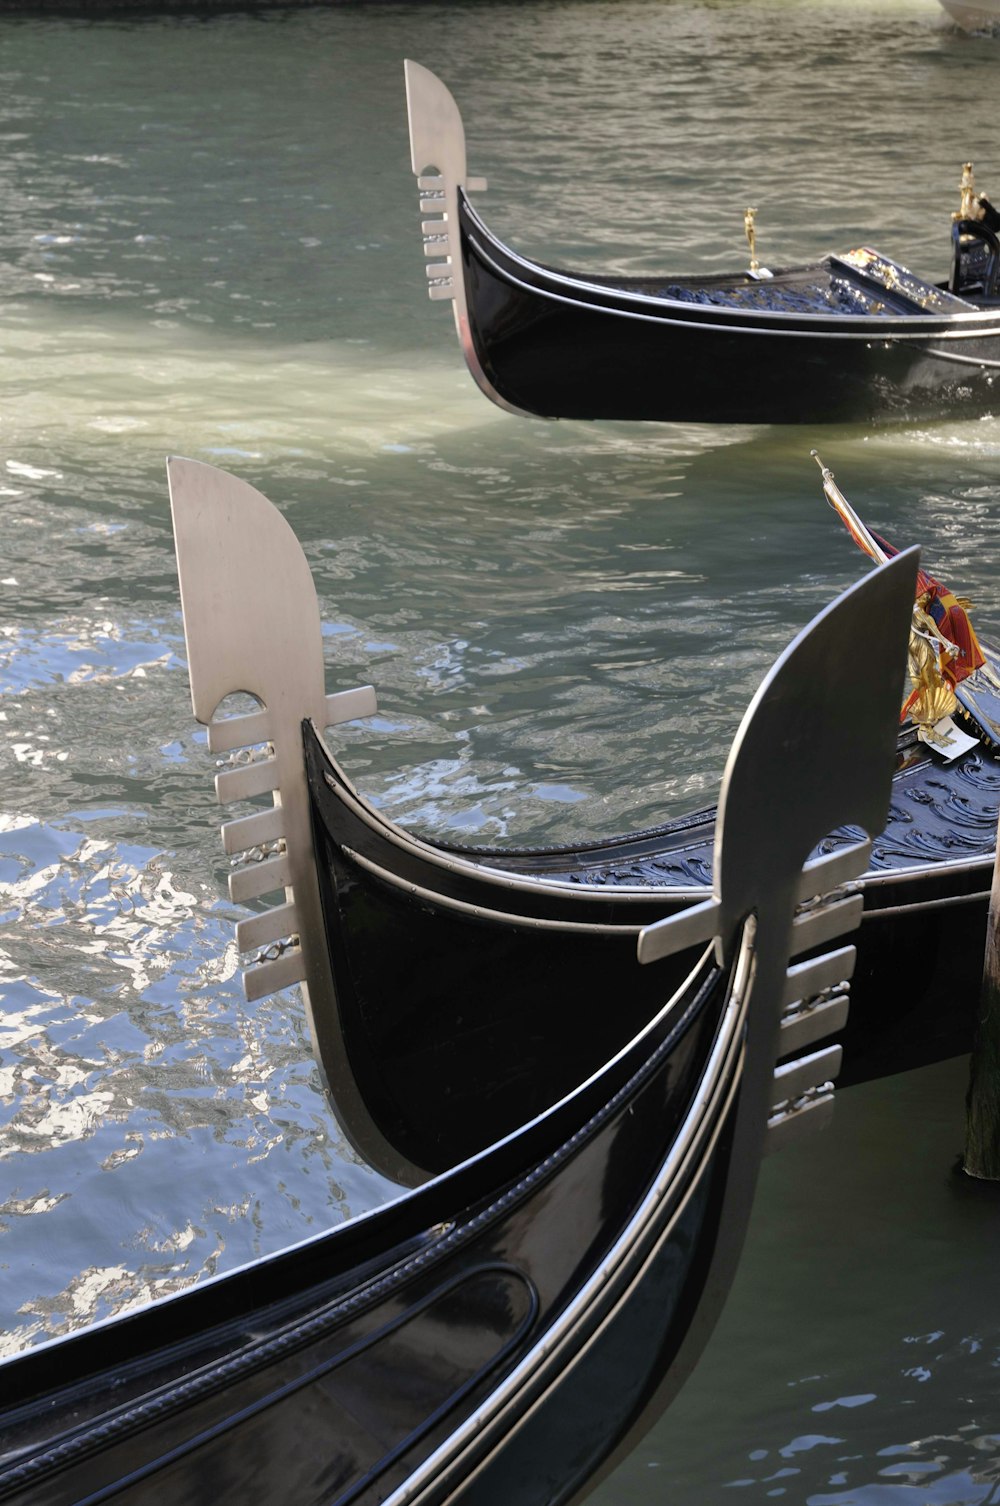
[812,452,985,719]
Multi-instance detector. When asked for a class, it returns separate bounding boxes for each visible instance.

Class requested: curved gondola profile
[939,0,1000,29]
[404,59,1000,424]
[169,461,1000,1188]
[0,459,916,1504]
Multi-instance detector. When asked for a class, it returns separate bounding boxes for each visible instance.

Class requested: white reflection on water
[0,803,396,1351]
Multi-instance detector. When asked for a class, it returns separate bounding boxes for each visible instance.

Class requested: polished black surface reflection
[458,195,1000,425]
[305,712,994,1174]
[0,945,743,1506]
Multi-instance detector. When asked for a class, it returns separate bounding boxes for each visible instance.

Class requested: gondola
[167,459,998,1188]
[404,60,1000,425]
[939,0,1000,30]
[0,460,915,1506]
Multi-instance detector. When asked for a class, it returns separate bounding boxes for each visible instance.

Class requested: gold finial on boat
[956,161,980,221]
[906,619,959,735]
[744,206,759,274]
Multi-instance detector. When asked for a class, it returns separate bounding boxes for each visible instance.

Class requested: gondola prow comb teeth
[168,456,376,1038]
[403,62,539,418]
[405,60,486,304]
[639,549,918,1152]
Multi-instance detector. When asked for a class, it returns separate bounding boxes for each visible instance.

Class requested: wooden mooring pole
[965,830,1000,1178]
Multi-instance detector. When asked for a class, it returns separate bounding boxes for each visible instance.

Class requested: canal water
[3,0,1000,1496]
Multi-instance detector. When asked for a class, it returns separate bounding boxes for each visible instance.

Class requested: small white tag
[918,714,979,761]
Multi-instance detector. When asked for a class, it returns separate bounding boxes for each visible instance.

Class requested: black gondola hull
[0,943,749,1506]
[458,197,1000,425]
[305,723,997,1174]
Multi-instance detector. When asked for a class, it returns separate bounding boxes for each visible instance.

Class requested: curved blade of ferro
[620,547,919,1445]
[166,458,430,1189]
[716,546,919,963]
[637,544,918,1147]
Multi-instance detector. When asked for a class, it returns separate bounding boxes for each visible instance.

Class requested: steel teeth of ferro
[215,755,279,805]
[766,1082,836,1152]
[779,986,851,1058]
[789,889,863,959]
[229,848,290,905]
[766,944,854,1150]
[242,942,305,1004]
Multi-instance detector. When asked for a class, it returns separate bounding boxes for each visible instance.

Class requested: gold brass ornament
[906,624,958,736]
[744,206,759,274]
[956,161,984,222]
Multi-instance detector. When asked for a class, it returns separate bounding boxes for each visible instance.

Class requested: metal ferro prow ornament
[403,60,531,420]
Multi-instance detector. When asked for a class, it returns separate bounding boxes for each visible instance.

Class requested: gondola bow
[0,461,915,1506]
[405,60,1000,425]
